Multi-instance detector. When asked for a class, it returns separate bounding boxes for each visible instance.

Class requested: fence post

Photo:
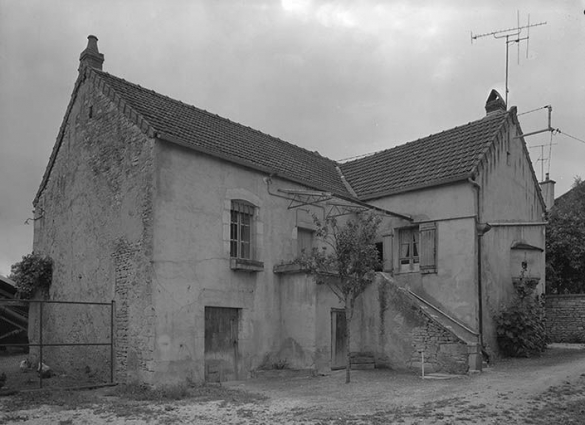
[110,300,115,383]
[39,300,43,389]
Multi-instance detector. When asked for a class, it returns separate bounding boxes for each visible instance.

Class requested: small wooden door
[204,307,239,382]
[331,309,347,370]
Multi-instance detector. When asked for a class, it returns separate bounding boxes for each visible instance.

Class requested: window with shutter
[419,222,437,273]
[382,232,394,273]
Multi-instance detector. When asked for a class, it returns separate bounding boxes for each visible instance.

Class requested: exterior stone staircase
[376,273,483,373]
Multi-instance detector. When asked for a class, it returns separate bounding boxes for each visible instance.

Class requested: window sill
[230,258,264,272]
[273,263,308,274]
[394,269,436,275]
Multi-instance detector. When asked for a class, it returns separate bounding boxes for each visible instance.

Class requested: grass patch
[107,383,190,401]
[0,380,267,424]
[1,388,95,412]
[106,382,267,404]
[0,413,28,424]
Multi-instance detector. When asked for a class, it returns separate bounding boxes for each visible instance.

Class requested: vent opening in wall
[89,105,93,119]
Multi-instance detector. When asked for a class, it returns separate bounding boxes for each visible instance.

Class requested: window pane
[240,241,250,259]
[297,228,314,255]
[230,241,238,257]
[241,213,251,226]
[413,231,419,262]
[400,243,410,259]
[240,223,250,242]
[400,228,411,244]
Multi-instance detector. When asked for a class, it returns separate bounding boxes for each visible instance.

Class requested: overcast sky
[0,1,584,276]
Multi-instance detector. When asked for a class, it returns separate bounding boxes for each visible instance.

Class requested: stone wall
[354,274,471,374]
[409,316,469,374]
[545,294,585,343]
[32,69,155,384]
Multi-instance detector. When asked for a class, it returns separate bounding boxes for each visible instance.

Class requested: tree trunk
[345,300,352,384]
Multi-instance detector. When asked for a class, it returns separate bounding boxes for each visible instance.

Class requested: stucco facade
[150,141,345,382]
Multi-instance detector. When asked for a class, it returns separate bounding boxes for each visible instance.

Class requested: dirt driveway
[1,344,584,424]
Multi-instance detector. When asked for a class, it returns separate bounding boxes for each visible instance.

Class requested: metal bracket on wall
[277,188,332,209]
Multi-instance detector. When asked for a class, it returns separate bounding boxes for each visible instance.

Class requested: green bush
[9,253,53,299]
[496,277,546,357]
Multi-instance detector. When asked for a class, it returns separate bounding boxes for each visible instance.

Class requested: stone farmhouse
[31,36,552,384]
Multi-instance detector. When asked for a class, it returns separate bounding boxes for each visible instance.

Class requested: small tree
[9,253,53,299]
[298,212,381,383]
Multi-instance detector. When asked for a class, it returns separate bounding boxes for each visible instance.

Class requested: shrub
[9,253,53,299]
[496,276,546,357]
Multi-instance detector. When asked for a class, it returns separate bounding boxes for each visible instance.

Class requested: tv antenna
[471,12,546,106]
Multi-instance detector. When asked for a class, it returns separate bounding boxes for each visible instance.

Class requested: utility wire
[556,130,585,145]
[517,105,550,116]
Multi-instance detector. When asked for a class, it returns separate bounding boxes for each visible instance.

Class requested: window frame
[230,200,255,260]
[398,226,420,273]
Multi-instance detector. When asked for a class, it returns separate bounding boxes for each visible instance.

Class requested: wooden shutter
[382,232,394,273]
[419,222,437,273]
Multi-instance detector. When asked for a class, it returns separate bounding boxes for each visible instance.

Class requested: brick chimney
[539,173,556,212]
[485,89,506,115]
[79,35,104,70]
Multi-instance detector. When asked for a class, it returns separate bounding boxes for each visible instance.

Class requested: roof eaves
[156,131,353,199]
[93,70,156,138]
[359,173,472,201]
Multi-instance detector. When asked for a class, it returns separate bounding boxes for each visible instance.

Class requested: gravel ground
[1,344,584,424]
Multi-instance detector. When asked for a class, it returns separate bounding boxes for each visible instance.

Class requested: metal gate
[0,299,115,392]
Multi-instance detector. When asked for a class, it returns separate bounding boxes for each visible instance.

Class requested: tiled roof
[92,70,352,197]
[340,111,510,200]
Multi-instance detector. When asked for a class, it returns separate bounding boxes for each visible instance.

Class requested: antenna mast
[471,12,546,106]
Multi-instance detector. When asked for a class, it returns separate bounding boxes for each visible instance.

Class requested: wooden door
[331,309,347,370]
[204,307,239,382]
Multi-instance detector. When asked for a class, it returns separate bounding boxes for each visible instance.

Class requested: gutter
[468,178,485,348]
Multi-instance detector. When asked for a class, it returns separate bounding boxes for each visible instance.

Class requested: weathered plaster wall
[476,118,547,355]
[546,295,585,343]
[32,73,155,383]
[353,274,468,373]
[151,141,339,383]
[371,183,479,330]
[477,120,545,224]
[277,274,342,372]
